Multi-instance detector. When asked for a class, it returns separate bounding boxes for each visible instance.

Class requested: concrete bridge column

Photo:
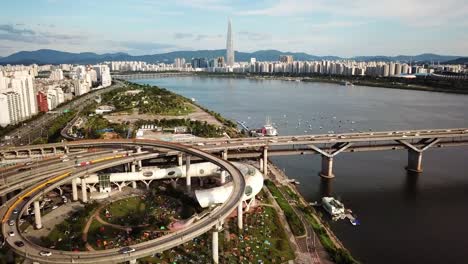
[52,147,57,154]
[237,203,243,230]
[407,150,423,173]
[263,147,268,177]
[320,155,335,179]
[259,158,264,172]
[136,147,142,168]
[64,146,69,154]
[81,178,88,203]
[131,162,136,172]
[177,154,183,166]
[186,154,191,190]
[220,170,227,184]
[222,150,228,160]
[132,181,137,189]
[71,178,78,201]
[34,200,42,229]
[212,228,219,264]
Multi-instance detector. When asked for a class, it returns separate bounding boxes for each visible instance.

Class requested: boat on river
[322,197,345,216]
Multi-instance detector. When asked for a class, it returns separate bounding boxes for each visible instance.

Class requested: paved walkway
[267,162,335,264]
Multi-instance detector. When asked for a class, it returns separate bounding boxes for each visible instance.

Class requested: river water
[134,77,468,264]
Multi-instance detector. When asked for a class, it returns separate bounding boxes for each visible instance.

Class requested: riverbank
[116,71,468,95]
[267,162,360,264]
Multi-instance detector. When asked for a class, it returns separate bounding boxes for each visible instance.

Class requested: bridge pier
[259,158,264,172]
[34,200,42,229]
[212,224,221,264]
[222,149,228,160]
[407,150,423,173]
[136,147,142,168]
[398,138,440,173]
[71,178,78,201]
[237,203,243,230]
[263,147,268,177]
[320,155,335,179]
[186,154,191,191]
[132,181,137,189]
[81,178,88,203]
[177,153,183,166]
[220,170,227,184]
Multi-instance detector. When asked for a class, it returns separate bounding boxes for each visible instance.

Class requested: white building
[0,70,37,126]
[93,65,112,88]
[49,69,64,81]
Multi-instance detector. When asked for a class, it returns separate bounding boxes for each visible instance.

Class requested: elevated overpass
[0,140,246,264]
[2,128,467,178]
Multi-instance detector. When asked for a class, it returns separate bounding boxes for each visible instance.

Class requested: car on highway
[14,241,24,247]
[8,231,15,237]
[25,162,33,166]
[62,158,70,162]
[12,209,18,215]
[120,247,136,254]
[39,251,52,257]
[52,205,59,210]
[8,220,15,226]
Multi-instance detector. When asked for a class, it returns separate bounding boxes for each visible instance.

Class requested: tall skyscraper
[226,19,234,67]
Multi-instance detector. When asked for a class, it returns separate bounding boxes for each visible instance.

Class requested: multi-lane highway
[0,140,246,264]
[1,80,125,146]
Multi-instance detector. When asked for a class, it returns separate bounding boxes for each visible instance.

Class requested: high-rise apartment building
[279,55,294,64]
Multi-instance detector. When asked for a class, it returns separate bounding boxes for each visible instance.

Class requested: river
[134,76,468,264]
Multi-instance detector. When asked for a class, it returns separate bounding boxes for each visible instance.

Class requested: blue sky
[0,0,467,57]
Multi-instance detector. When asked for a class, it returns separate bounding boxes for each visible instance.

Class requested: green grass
[280,185,300,202]
[41,202,99,251]
[265,180,305,236]
[139,205,295,264]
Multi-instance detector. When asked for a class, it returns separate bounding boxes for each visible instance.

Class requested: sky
[0,0,467,57]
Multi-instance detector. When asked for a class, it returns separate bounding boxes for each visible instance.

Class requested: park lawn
[101,196,146,223]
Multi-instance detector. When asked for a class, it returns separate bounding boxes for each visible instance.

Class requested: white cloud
[239,0,468,27]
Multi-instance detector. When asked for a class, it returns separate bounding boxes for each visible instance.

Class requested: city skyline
[0,0,467,57]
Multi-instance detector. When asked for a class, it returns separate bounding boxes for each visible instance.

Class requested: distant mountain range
[0,49,463,65]
[444,57,468,64]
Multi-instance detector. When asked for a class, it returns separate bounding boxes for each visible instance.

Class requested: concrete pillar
[136,147,142,168]
[222,150,228,160]
[71,178,78,201]
[186,155,191,189]
[220,170,226,184]
[212,229,219,264]
[199,178,204,187]
[259,158,264,172]
[320,155,334,178]
[34,201,42,229]
[177,154,183,166]
[263,147,268,177]
[407,150,423,173]
[237,203,243,230]
[132,181,137,189]
[64,146,69,154]
[81,178,88,203]
[131,163,136,172]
